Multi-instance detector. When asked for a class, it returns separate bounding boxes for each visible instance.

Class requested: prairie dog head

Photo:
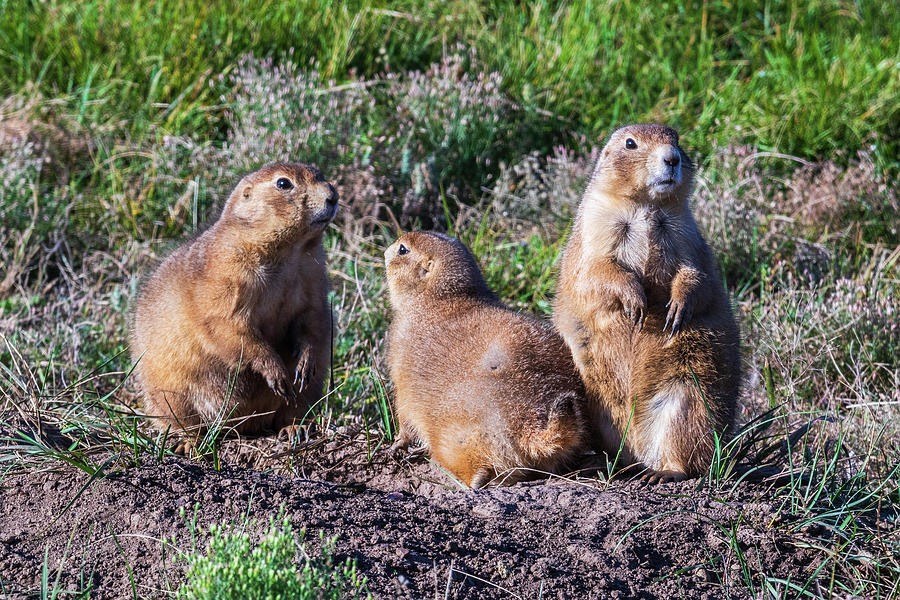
[221,162,339,242]
[384,231,496,306]
[587,124,694,209]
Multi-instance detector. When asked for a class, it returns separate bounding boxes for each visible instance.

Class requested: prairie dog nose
[662,147,681,167]
[325,183,338,206]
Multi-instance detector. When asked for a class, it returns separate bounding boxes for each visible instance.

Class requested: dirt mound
[216,425,475,497]
[0,428,823,599]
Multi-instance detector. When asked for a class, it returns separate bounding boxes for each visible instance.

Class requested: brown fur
[385,231,587,488]
[553,124,740,481]
[130,163,338,447]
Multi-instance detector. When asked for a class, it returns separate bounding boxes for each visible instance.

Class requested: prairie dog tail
[522,391,586,463]
[639,378,720,477]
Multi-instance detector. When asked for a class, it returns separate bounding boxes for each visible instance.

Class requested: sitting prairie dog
[385,231,587,488]
[130,163,338,450]
[553,124,740,483]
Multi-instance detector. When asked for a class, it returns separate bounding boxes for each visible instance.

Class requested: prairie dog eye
[276,177,294,190]
[625,138,637,150]
[398,244,409,256]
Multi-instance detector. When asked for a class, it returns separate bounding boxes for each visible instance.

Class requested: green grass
[1,0,897,160]
[174,511,369,600]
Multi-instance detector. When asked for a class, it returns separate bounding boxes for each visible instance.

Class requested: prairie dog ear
[419,258,435,280]
[230,183,264,220]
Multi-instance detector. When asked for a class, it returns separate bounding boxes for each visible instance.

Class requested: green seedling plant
[369,367,393,442]
[172,509,369,600]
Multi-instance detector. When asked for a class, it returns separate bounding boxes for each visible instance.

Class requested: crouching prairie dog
[553,124,740,483]
[384,231,587,488]
[130,163,338,450]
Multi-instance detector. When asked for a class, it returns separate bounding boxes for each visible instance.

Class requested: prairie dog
[553,124,740,482]
[385,231,587,488]
[131,163,338,449]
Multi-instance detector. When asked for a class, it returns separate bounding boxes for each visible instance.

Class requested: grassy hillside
[1,0,898,158]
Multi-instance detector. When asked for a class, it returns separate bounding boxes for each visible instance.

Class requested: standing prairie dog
[553,124,740,483]
[385,231,587,488]
[131,163,338,450]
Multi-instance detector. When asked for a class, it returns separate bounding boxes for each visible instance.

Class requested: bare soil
[0,426,822,599]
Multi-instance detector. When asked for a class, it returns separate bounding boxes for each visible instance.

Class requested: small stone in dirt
[696,567,713,582]
[556,490,576,506]
[471,500,513,517]
[495,560,509,578]
[385,491,404,501]
[530,557,551,577]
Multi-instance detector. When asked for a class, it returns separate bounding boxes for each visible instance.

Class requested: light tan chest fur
[581,198,693,285]
[239,244,327,341]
